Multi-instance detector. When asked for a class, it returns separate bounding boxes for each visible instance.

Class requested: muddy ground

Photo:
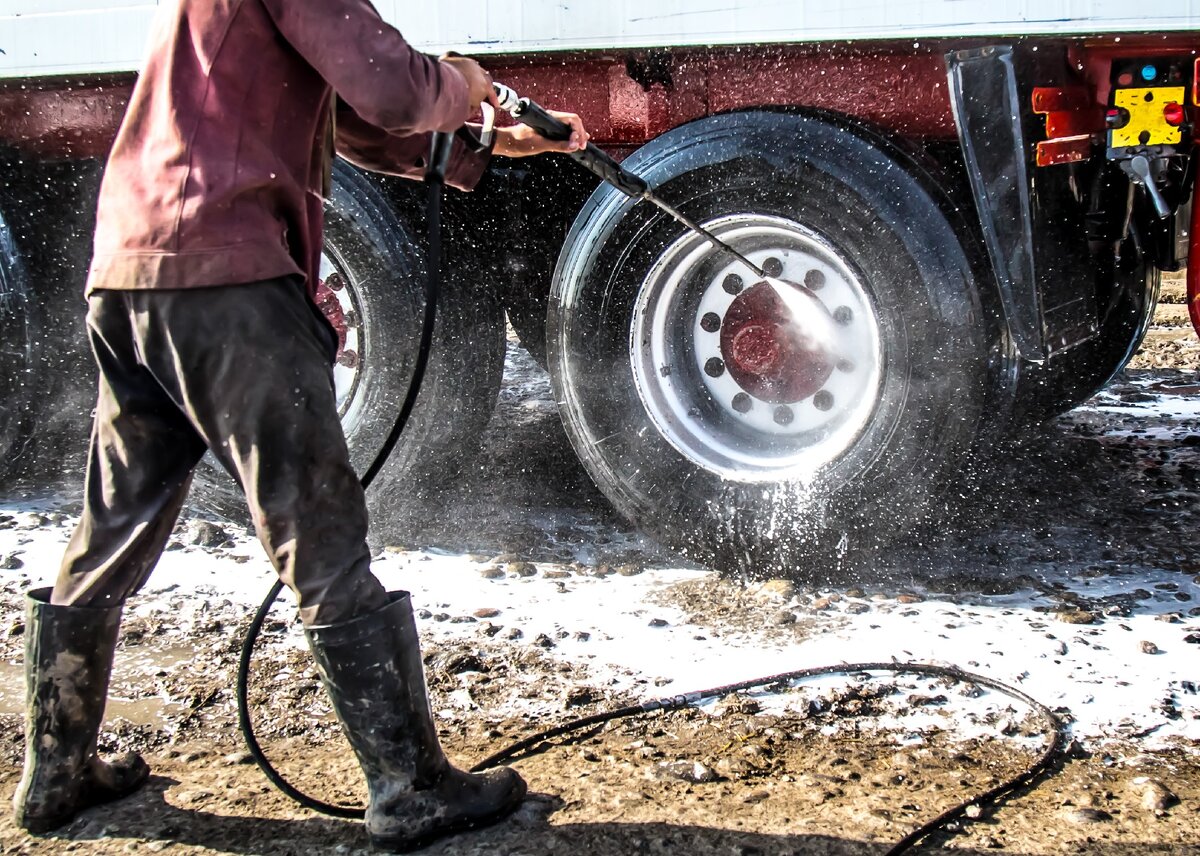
[0,277,1198,854]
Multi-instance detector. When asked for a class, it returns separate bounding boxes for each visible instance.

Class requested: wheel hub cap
[720,280,835,403]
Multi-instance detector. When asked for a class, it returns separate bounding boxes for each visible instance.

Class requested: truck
[1,1,1197,574]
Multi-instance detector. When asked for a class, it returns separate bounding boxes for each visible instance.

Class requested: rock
[473,608,501,619]
[1140,640,1160,654]
[1,553,24,570]
[715,695,761,717]
[896,593,924,604]
[416,609,432,619]
[654,760,718,783]
[1183,633,1200,644]
[906,693,948,707]
[771,610,797,626]
[1130,778,1178,812]
[191,521,231,548]
[6,618,24,637]
[1052,641,1068,656]
[964,803,984,819]
[977,835,1002,849]
[435,652,486,674]
[573,631,591,641]
[541,569,571,580]
[760,579,796,600]
[845,587,865,598]
[715,758,753,777]
[564,686,602,708]
[812,597,834,611]
[648,617,669,627]
[615,564,643,577]
[448,615,477,624]
[432,613,450,622]
[480,566,506,580]
[222,751,253,766]
[533,633,555,648]
[504,627,523,641]
[1063,807,1112,824]
[510,562,538,577]
[846,603,870,615]
[1057,609,1097,625]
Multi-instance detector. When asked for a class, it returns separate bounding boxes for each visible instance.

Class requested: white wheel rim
[630,214,883,482]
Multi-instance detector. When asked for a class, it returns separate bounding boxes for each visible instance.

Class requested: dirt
[0,276,1198,854]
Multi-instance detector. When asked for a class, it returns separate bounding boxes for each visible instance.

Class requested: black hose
[468,662,1065,856]
[236,145,1066,851]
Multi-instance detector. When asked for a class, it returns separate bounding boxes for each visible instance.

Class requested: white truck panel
[2,0,1198,79]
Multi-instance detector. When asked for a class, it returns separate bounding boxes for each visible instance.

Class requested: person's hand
[492,110,590,157]
[439,54,499,109]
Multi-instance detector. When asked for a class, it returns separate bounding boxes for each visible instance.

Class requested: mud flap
[946,45,1099,361]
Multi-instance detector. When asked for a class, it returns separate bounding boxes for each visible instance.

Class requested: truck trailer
[1,1,1197,572]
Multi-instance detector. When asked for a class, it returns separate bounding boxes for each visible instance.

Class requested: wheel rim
[317,250,368,434]
[630,214,883,482]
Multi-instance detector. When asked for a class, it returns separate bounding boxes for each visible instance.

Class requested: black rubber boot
[305,592,526,852]
[13,587,150,833]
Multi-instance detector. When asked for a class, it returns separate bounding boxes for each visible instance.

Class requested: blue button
[1141,64,1157,82]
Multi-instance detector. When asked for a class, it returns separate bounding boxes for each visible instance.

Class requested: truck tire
[549,111,990,575]
[190,160,505,531]
[0,205,35,478]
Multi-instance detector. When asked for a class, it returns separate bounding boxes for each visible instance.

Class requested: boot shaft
[305,592,446,791]
[24,588,123,754]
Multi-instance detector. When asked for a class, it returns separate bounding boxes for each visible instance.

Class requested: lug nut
[700,312,722,333]
[805,269,825,289]
[732,392,753,413]
[722,274,744,295]
[813,390,834,411]
[704,357,725,378]
[833,306,854,325]
[773,405,794,425]
[762,257,784,278]
[836,358,855,373]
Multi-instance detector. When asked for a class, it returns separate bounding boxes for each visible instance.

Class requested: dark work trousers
[52,278,389,626]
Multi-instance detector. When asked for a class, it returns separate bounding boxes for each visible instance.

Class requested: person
[12,0,588,851]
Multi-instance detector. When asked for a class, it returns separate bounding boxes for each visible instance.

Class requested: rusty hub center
[718,280,835,403]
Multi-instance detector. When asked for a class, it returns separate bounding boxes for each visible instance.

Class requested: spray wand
[492,82,766,278]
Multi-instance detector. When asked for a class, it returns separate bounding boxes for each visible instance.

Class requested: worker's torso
[87,0,332,294]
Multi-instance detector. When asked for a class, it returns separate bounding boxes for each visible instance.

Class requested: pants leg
[121,279,387,626]
[54,294,207,608]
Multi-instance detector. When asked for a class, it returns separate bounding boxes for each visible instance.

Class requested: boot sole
[367,780,527,853]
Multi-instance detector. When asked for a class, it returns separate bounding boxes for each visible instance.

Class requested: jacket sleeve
[334,100,494,192]
[259,0,471,134]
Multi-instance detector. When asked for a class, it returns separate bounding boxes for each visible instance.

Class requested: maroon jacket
[87,0,491,297]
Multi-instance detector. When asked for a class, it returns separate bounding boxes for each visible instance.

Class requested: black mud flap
[946,45,1099,361]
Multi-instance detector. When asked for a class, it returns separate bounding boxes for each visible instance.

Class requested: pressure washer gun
[490,82,766,277]
[491,82,649,198]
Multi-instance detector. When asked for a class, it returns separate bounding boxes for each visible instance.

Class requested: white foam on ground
[3,515,1196,750]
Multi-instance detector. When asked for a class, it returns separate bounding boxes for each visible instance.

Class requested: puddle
[1,645,195,726]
